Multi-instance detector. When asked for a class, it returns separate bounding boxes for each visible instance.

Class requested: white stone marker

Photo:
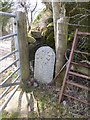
[34,46,55,83]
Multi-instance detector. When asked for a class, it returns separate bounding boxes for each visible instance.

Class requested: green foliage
[47,17,53,23]
[65,2,89,32]
[67,32,74,42]
[0,1,13,12]
[1,111,20,118]
[0,1,13,28]
[42,22,55,49]
[32,8,55,51]
[27,36,36,61]
[65,2,90,53]
[46,32,55,49]
[47,22,53,28]
[1,110,9,118]
[9,112,20,118]
[36,14,41,21]
[27,36,36,44]
[28,43,36,61]
[33,8,46,24]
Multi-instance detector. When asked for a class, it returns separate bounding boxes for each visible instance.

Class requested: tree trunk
[52,2,61,45]
[52,2,68,86]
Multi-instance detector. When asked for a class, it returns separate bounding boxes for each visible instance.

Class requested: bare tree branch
[31,0,37,12]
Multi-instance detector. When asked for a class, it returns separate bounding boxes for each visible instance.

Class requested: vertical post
[56,17,68,71]
[14,15,20,75]
[0,3,2,37]
[17,11,30,87]
[55,17,68,85]
[0,24,2,37]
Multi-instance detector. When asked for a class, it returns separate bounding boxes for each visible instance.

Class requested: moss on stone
[33,8,46,25]
[42,22,55,50]
[27,36,36,44]
[46,32,55,49]
[47,22,53,28]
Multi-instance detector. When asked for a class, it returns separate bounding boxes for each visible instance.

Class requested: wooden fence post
[17,11,30,88]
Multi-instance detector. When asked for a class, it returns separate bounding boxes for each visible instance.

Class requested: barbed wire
[73,14,89,23]
[59,22,90,28]
[68,23,90,28]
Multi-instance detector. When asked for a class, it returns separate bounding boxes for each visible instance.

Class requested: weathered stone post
[55,17,68,86]
[17,11,30,89]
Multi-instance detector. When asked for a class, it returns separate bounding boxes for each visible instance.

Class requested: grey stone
[34,46,55,83]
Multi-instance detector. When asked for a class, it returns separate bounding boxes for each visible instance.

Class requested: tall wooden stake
[17,11,30,88]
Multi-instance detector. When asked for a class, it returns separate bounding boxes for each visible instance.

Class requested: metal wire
[68,23,90,28]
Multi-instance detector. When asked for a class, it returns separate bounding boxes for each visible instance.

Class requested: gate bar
[66,80,90,91]
[0,11,21,112]
[0,59,19,74]
[59,29,90,104]
[71,62,90,68]
[78,31,90,36]
[73,50,90,55]
[0,85,19,113]
[59,29,78,102]
[69,71,90,80]
[1,82,20,88]
[0,33,17,40]
[0,12,16,17]
[0,49,18,61]
[67,49,90,55]
[0,75,21,99]
[0,67,20,87]
[63,93,90,105]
